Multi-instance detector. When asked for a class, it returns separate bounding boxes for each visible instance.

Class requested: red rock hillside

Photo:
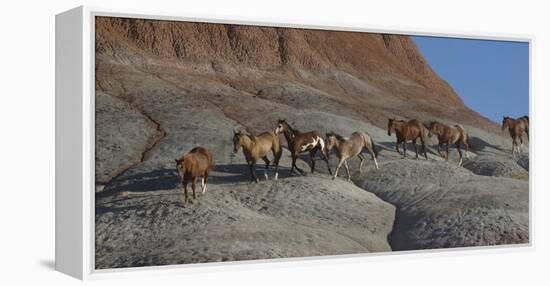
[95,16,499,132]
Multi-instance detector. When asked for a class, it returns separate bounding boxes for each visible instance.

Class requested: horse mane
[429,120,441,127]
[326,131,346,142]
[286,121,299,133]
[234,126,255,137]
[189,146,203,153]
[279,119,299,135]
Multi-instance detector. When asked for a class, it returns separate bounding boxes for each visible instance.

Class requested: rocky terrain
[94,17,529,269]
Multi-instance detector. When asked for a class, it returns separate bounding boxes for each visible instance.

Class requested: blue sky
[412,36,529,123]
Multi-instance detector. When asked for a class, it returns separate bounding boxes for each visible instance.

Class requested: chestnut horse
[325,131,379,181]
[175,147,214,206]
[387,118,428,159]
[427,121,470,165]
[233,128,282,183]
[502,116,529,154]
[275,119,332,175]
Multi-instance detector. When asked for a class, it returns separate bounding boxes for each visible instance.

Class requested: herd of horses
[174,116,529,205]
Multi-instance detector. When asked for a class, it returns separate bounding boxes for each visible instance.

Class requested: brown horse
[325,131,379,181]
[387,118,428,159]
[520,115,529,126]
[427,121,470,165]
[275,119,332,175]
[233,128,282,183]
[502,116,529,154]
[175,147,214,206]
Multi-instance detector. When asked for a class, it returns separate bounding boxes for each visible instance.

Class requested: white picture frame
[55,6,533,280]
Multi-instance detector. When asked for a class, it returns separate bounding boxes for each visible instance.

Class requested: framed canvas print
[55,6,531,280]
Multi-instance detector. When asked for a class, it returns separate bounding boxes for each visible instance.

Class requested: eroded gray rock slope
[353,160,528,250]
[94,20,529,269]
[96,176,394,268]
[94,75,399,268]
[94,65,529,268]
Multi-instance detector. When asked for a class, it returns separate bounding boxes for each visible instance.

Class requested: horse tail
[454,124,465,133]
[272,132,283,161]
[362,132,378,159]
[455,124,472,150]
[318,135,329,159]
[371,138,378,159]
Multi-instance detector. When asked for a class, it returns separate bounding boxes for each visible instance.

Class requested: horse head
[275,119,288,135]
[502,116,511,131]
[233,127,245,153]
[324,132,337,156]
[174,158,183,177]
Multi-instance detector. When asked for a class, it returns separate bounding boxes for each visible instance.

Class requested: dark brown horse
[275,119,332,175]
[428,121,470,165]
[233,128,282,183]
[502,116,529,154]
[175,147,214,206]
[387,118,428,159]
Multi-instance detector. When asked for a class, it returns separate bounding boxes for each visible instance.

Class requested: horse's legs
[325,157,333,175]
[309,149,316,173]
[395,141,402,155]
[261,156,270,180]
[320,147,333,175]
[202,171,209,194]
[445,143,450,161]
[249,160,259,183]
[357,154,365,172]
[512,138,517,155]
[402,140,407,157]
[421,138,428,160]
[200,175,206,194]
[456,142,463,165]
[344,160,351,181]
[412,140,419,159]
[437,143,444,158]
[519,135,524,153]
[463,137,470,159]
[273,148,282,180]
[364,143,379,169]
[191,176,197,200]
[333,159,345,180]
[292,154,305,175]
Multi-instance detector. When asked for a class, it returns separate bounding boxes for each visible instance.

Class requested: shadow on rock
[211,164,296,185]
[97,168,180,198]
[377,141,440,158]
[469,136,506,153]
